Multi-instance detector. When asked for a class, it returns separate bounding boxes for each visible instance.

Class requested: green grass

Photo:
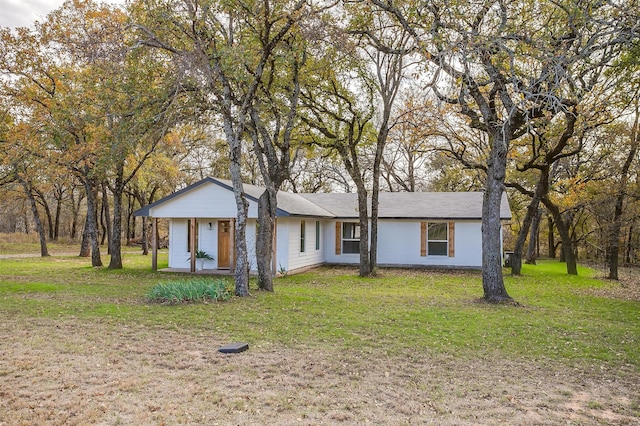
[0,254,638,370]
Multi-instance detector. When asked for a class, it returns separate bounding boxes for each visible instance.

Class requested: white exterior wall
[275,219,290,272]
[323,219,483,268]
[168,218,258,271]
[279,218,326,273]
[150,183,259,218]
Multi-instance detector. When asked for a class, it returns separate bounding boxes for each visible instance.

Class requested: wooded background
[0,0,638,295]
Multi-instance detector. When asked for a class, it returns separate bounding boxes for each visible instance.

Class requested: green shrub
[146,277,232,304]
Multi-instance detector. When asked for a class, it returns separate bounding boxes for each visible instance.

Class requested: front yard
[0,253,638,424]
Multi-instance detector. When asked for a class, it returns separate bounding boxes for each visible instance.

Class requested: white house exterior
[134,177,512,274]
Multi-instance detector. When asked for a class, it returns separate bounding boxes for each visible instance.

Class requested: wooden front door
[218,220,231,269]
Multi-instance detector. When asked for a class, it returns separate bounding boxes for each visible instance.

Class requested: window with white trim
[428,222,448,256]
[342,222,360,254]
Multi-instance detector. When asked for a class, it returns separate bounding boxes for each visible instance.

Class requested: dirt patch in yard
[0,318,637,425]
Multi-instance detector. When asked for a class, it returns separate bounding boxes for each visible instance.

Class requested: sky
[0,0,124,29]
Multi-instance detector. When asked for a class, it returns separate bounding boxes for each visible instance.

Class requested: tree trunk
[108,191,123,269]
[608,194,625,280]
[23,210,29,234]
[548,215,556,259]
[80,218,90,257]
[135,190,151,256]
[525,208,542,265]
[17,175,49,257]
[33,188,55,241]
[101,184,112,253]
[226,127,250,296]
[607,101,638,279]
[126,192,136,244]
[543,199,577,275]
[356,185,371,277]
[370,126,388,275]
[53,187,63,240]
[511,194,541,275]
[83,178,103,267]
[482,131,511,301]
[141,216,149,256]
[108,171,124,269]
[256,189,277,291]
[625,223,634,264]
[71,188,84,241]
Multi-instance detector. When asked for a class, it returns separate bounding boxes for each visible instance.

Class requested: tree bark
[525,208,542,265]
[32,187,54,240]
[225,123,250,296]
[356,184,371,277]
[625,223,634,264]
[548,215,556,259]
[108,170,124,269]
[256,189,277,291]
[53,186,63,240]
[80,218,90,257]
[16,175,49,257]
[140,216,149,256]
[607,101,638,279]
[71,188,84,241]
[82,178,103,267]
[511,197,541,275]
[543,199,577,275]
[101,184,112,253]
[482,130,511,302]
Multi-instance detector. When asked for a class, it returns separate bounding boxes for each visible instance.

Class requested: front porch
[158,267,238,275]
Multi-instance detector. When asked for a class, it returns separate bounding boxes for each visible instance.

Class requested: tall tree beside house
[372,0,637,301]
[132,0,311,295]
[248,34,308,291]
[350,6,412,275]
[300,48,377,277]
[300,7,410,277]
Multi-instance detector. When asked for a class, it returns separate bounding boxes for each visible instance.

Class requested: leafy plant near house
[278,263,288,277]
[193,250,213,261]
[146,278,231,304]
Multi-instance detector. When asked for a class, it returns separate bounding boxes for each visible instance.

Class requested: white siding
[150,183,259,218]
[246,220,258,272]
[275,219,290,272]
[281,218,325,273]
[169,219,191,269]
[323,219,483,268]
[168,218,257,271]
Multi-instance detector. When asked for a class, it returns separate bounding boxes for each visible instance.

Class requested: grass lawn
[0,252,638,425]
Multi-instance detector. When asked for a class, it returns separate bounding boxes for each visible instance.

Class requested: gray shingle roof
[213,178,335,217]
[134,177,511,220]
[299,192,511,220]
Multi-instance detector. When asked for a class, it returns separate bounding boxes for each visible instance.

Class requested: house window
[428,222,448,256]
[315,221,321,251]
[300,220,306,253]
[342,222,360,254]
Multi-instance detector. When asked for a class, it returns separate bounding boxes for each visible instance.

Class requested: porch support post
[189,218,196,272]
[151,217,158,271]
[230,218,236,273]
